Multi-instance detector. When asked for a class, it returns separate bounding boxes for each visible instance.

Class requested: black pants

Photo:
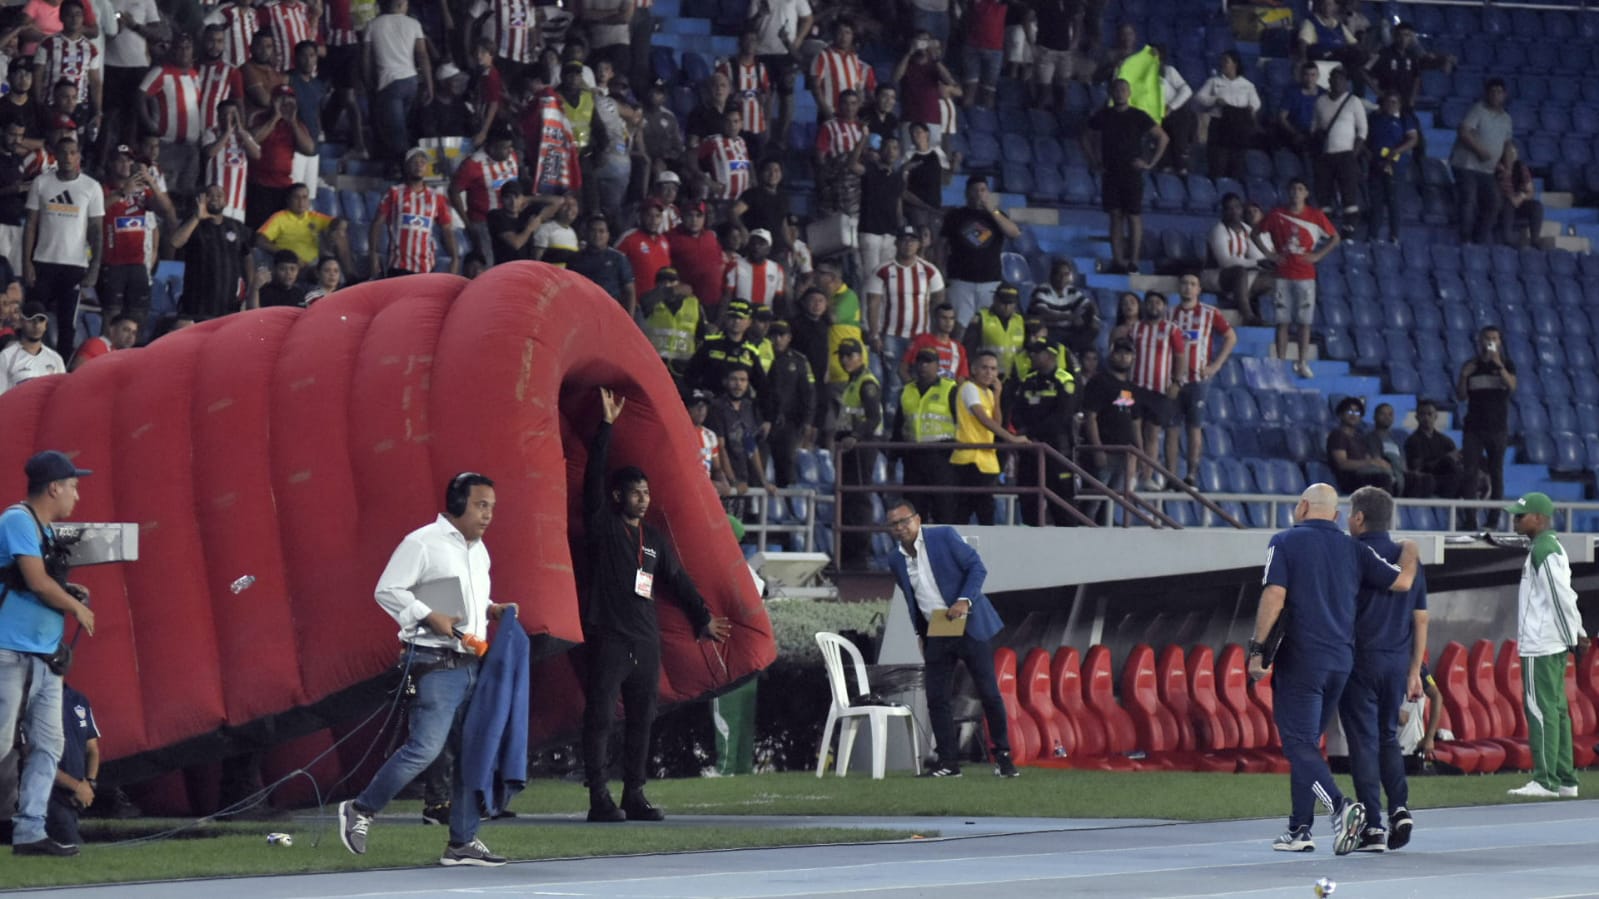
[1016,449,1075,526]
[1314,150,1361,215]
[582,634,661,793]
[1417,454,1463,501]
[768,423,801,487]
[35,261,86,358]
[45,789,82,846]
[839,445,877,568]
[1461,429,1509,528]
[99,264,152,328]
[924,634,1010,766]
[952,463,997,525]
[1162,105,1198,173]
[902,446,958,524]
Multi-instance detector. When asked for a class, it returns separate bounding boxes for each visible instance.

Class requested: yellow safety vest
[643,296,701,361]
[952,380,1001,474]
[753,337,774,373]
[563,91,596,148]
[899,378,958,443]
[1011,344,1072,382]
[839,370,883,437]
[977,308,1025,378]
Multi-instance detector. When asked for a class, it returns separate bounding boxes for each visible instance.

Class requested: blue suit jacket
[888,526,1004,643]
[460,613,529,816]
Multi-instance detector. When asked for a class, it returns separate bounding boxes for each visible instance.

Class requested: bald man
[1249,483,1420,856]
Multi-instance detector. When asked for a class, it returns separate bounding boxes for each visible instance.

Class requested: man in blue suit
[885,498,1018,778]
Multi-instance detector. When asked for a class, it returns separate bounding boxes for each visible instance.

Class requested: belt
[401,642,475,669]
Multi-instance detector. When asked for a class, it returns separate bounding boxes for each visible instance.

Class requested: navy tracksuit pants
[1338,652,1410,829]
[1274,663,1351,831]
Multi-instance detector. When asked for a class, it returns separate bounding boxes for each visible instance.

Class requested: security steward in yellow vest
[834,339,882,569]
[891,347,961,524]
[963,282,1026,381]
[1004,338,1080,526]
[684,299,767,398]
[638,267,703,381]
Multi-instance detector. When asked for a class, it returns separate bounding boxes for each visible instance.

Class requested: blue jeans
[962,47,1003,88]
[355,655,479,844]
[593,154,632,222]
[880,334,911,414]
[377,76,418,164]
[1338,652,1409,829]
[0,650,64,845]
[1274,662,1350,832]
[913,9,951,45]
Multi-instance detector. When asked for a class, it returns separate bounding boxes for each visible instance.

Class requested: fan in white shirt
[0,303,65,393]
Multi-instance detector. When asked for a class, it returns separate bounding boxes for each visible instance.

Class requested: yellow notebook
[927,609,969,637]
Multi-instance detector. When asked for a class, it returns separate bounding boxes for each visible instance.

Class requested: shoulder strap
[1327,93,1355,130]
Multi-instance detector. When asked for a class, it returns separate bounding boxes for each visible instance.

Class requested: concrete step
[1554,234,1592,253]
[1542,191,1575,210]
[1010,207,1060,226]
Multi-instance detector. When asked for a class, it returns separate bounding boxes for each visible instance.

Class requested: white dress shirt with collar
[899,529,962,622]
[374,514,492,651]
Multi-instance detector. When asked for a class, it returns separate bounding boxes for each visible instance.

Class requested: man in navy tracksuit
[1249,483,1419,856]
[1339,486,1428,853]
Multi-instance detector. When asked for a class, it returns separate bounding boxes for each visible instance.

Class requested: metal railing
[1152,492,1599,531]
[730,486,818,552]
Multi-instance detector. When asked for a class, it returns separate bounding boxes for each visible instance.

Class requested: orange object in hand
[453,628,489,657]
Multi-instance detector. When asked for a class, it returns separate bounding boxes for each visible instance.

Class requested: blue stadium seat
[1219,457,1252,493]
[1430,244,1462,271]
[965,132,1001,168]
[1152,172,1186,211]
[1256,391,1284,423]
[1518,402,1551,435]
[1001,162,1034,197]
[1561,135,1593,167]
[339,189,369,226]
[1387,362,1421,394]
[1196,457,1225,492]
[313,189,339,218]
[1384,331,1417,361]
[1553,432,1585,474]
[1032,135,1065,167]
[1490,244,1520,277]
[1273,458,1306,494]
[1230,389,1260,425]
[1062,166,1096,205]
[1244,149,1272,180]
[1185,174,1218,213]
[1582,405,1599,439]
[1245,178,1278,210]
[1247,458,1280,494]
[1202,424,1233,459]
[1321,327,1353,362]
[1318,299,1351,329]
[1573,104,1599,136]
[967,105,998,135]
[1272,148,1303,181]
[1001,132,1033,163]
[1001,252,1031,287]
[1032,166,1065,203]
[1208,389,1234,425]
[1282,427,1313,463]
[1570,343,1597,373]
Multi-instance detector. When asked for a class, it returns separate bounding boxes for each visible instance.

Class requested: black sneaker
[338,800,373,855]
[1355,826,1387,852]
[1387,807,1413,851]
[621,789,665,822]
[13,838,79,857]
[994,752,1020,777]
[439,838,507,867]
[587,788,626,823]
[919,762,962,777]
[422,803,449,826]
[1272,827,1314,852]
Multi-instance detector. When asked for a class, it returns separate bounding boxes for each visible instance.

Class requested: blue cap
[25,450,91,489]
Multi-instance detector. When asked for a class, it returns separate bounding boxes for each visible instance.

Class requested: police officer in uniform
[684,299,767,397]
[46,683,98,848]
[638,267,703,382]
[962,283,1026,381]
[892,347,959,524]
[835,338,883,569]
[761,320,816,488]
[1004,338,1079,526]
[1248,483,1419,857]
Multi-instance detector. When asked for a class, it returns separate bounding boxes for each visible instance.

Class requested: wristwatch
[1247,639,1265,657]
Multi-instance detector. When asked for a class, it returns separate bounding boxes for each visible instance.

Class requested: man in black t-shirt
[0,120,31,276]
[1082,338,1145,495]
[858,135,905,279]
[732,159,790,250]
[1456,326,1517,529]
[938,176,1020,329]
[1085,79,1169,275]
[172,184,254,319]
[487,181,555,266]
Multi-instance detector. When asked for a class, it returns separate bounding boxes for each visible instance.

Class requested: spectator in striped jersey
[810,17,874,121]
[1167,272,1235,488]
[717,29,771,160]
[1206,193,1271,326]
[1028,259,1099,360]
[139,33,204,196]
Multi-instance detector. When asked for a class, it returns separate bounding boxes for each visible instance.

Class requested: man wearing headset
[339,472,516,867]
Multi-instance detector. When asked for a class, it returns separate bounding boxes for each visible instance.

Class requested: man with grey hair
[1248,483,1420,856]
[1338,485,1428,852]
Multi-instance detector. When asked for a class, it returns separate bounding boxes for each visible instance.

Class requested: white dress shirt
[374,514,492,650]
[899,529,953,622]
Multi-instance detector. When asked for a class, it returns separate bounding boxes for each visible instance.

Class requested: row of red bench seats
[1428,639,1599,773]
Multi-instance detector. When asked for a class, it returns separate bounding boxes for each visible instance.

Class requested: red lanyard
[635,522,644,569]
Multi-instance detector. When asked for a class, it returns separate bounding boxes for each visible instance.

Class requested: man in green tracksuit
[1506,492,1585,799]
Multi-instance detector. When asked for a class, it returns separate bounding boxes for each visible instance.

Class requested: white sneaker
[1559,785,1579,798]
[1294,360,1314,379]
[1508,781,1561,798]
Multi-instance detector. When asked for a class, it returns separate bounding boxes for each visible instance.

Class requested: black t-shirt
[259,281,308,307]
[1405,428,1457,473]
[1089,106,1156,173]
[0,148,26,226]
[859,163,903,236]
[736,186,789,247]
[1463,355,1517,434]
[1035,0,1078,50]
[180,218,252,319]
[1083,371,1141,447]
[0,97,37,141]
[1371,46,1419,100]
[1326,427,1373,464]
[904,149,944,210]
[487,207,532,264]
[940,206,1006,282]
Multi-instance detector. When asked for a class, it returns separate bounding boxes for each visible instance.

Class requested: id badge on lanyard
[634,524,654,599]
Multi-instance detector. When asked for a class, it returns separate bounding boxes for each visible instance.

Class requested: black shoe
[1355,826,1387,852]
[1387,807,1413,850]
[13,838,79,857]
[490,809,518,820]
[994,752,1020,778]
[587,788,626,823]
[919,762,962,777]
[439,838,507,867]
[621,789,665,822]
[422,803,449,826]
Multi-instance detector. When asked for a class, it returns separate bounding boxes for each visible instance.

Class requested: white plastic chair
[814,632,921,779]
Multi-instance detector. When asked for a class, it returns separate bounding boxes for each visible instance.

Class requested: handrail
[1153,492,1599,531]
[1085,444,1247,529]
[1394,0,1595,10]
[729,486,817,552]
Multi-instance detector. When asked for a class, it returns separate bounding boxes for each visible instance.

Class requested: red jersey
[486,0,539,64]
[141,66,204,144]
[697,134,750,200]
[248,113,297,187]
[1129,319,1188,393]
[615,228,671,298]
[197,60,243,132]
[259,0,316,72]
[322,0,360,46]
[665,226,724,306]
[810,46,875,114]
[815,119,867,159]
[523,91,580,194]
[904,333,968,381]
[1259,205,1335,281]
[202,127,249,222]
[724,257,785,306]
[34,33,98,101]
[449,149,520,223]
[715,57,769,135]
[215,1,260,68]
[970,0,1008,50]
[378,184,453,274]
[868,258,946,340]
[70,336,111,368]
[103,189,159,267]
[1169,302,1232,382]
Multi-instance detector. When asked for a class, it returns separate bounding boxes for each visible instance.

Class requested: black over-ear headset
[446,472,486,517]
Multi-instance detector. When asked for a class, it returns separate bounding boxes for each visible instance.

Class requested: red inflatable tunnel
[0,262,774,786]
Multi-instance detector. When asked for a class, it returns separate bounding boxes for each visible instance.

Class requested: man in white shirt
[103,0,160,157]
[338,472,517,868]
[364,0,432,170]
[1312,66,1367,230]
[0,302,65,393]
[749,0,812,145]
[23,135,102,358]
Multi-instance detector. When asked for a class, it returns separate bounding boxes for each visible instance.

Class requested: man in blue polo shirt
[1249,482,1419,856]
[1338,486,1428,853]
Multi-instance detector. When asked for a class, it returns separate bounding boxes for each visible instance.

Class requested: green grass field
[3,768,1552,889]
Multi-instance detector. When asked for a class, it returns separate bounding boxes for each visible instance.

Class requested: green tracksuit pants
[1523,652,1579,791]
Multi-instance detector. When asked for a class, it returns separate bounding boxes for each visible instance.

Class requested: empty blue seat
[1196,457,1225,493]
[1152,172,1186,211]
[1001,162,1033,196]
[965,132,1000,168]
[966,105,998,134]
[1001,132,1033,163]
[1032,135,1065,166]
[1032,166,1064,203]
[1553,432,1585,474]
[1431,244,1462,271]
[1062,166,1096,205]
[1231,389,1260,425]
[1000,252,1031,287]
[1282,427,1313,463]
[1256,391,1284,422]
[1185,174,1218,213]
[1518,402,1551,435]
[1202,425,1233,459]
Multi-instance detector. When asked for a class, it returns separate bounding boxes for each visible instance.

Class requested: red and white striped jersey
[379,184,453,274]
[715,58,769,135]
[22,149,56,179]
[197,60,243,132]
[34,34,98,101]
[322,0,361,47]
[815,118,866,158]
[259,0,317,72]
[868,258,946,340]
[939,96,958,135]
[696,424,720,475]
[140,66,204,144]
[697,135,751,200]
[102,190,159,267]
[1169,302,1231,382]
[202,127,250,222]
[213,1,260,68]
[810,46,875,114]
[485,0,539,64]
[724,258,785,306]
[450,149,520,223]
[660,203,681,231]
[1129,319,1188,392]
